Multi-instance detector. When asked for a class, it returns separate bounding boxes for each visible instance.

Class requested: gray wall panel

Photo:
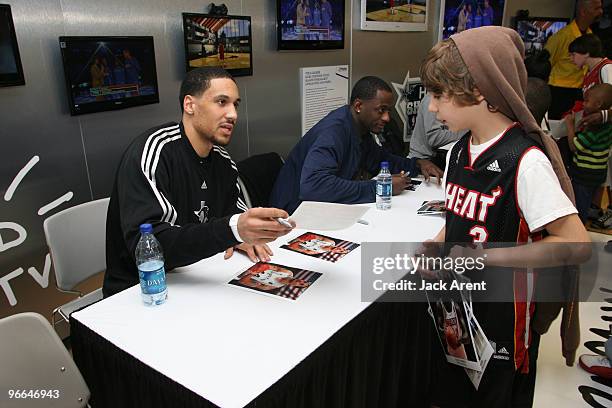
[0,0,576,319]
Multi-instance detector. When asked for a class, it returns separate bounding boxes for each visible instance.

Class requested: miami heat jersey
[583,58,611,95]
[444,124,542,372]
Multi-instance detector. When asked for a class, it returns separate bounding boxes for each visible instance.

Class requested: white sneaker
[579,354,612,379]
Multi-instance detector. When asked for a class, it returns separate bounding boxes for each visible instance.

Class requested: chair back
[0,312,90,407]
[237,152,284,208]
[43,197,109,291]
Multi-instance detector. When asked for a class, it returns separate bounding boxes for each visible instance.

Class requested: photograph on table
[417,200,446,215]
[360,0,428,32]
[438,0,506,40]
[405,179,422,191]
[281,232,359,262]
[228,262,322,300]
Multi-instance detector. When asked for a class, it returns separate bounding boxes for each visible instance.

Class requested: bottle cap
[139,223,153,233]
[381,161,389,169]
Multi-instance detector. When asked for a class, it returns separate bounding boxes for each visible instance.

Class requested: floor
[534,231,611,407]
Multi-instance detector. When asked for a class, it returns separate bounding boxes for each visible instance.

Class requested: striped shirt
[103,122,247,297]
[571,123,612,187]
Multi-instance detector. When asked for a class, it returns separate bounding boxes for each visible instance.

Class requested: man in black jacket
[103,67,294,297]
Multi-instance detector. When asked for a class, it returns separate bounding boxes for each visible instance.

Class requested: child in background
[565,83,612,222]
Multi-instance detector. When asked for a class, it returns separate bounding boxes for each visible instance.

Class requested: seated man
[270,76,416,214]
[409,93,465,183]
[103,67,294,297]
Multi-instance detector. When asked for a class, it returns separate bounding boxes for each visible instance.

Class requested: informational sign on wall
[300,65,349,136]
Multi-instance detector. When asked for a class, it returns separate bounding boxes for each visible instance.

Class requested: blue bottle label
[139,265,166,295]
[377,183,391,197]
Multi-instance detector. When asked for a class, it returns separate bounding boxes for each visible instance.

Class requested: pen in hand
[276,217,294,229]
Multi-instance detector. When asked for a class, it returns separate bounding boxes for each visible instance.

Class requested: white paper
[290,201,369,231]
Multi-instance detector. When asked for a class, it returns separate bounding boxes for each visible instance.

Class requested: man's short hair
[350,76,393,104]
[420,39,480,107]
[179,67,235,111]
[524,49,552,82]
[568,34,604,58]
[587,83,612,110]
[525,77,551,125]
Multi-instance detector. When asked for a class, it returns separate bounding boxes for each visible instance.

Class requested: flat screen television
[277,0,345,50]
[514,17,570,55]
[182,13,253,77]
[59,36,160,116]
[0,4,25,87]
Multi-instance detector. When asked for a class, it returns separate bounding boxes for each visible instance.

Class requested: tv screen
[277,0,345,50]
[515,17,570,55]
[182,13,253,77]
[59,36,160,116]
[0,4,25,87]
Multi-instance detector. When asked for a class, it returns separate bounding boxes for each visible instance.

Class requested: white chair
[43,197,109,327]
[0,312,90,407]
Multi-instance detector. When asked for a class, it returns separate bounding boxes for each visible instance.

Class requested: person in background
[565,84,612,223]
[568,33,612,228]
[270,76,416,214]
[544,0,603,119]
[103,67,294,297]
[408,93,465,184]
[482,0,495,27]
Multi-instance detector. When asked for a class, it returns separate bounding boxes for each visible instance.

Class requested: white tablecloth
[72,181,445,408]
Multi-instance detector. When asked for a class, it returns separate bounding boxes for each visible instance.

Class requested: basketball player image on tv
[364,0,427,24]
[183,15,252,74]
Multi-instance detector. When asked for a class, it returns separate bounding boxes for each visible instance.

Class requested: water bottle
[136,223,167,306]
[376,161,392,210]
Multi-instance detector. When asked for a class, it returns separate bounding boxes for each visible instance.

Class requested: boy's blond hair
[420,39,479,107]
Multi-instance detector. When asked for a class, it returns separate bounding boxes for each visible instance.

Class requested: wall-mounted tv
[277,0,345,50]
[59,36,160,116]
[0,4,25,87]
[182,13,253,77]
[514,17,570,55]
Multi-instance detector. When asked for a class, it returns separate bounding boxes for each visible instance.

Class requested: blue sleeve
[299,130,377,204]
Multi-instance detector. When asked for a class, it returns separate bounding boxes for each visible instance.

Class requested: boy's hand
[577,110,605,129]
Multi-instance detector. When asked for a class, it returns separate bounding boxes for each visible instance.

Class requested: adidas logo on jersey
[486,160,501,172]
[498,347,509,355]
[201,180,207,189]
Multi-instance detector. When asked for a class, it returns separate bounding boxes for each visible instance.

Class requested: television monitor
[0,4,25,87]
[277,0,345,50]
[59,36,160,116]
[182,13,253,77]
[514,17,570,55]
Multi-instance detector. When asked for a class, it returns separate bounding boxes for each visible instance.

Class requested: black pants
[430,330,541,408]
[548,86,583,119]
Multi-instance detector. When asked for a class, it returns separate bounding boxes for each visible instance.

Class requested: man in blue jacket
[270,76,417,214]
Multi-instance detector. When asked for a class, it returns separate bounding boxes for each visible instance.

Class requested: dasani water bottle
[136,223,168,306]
[376,161,392,210]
